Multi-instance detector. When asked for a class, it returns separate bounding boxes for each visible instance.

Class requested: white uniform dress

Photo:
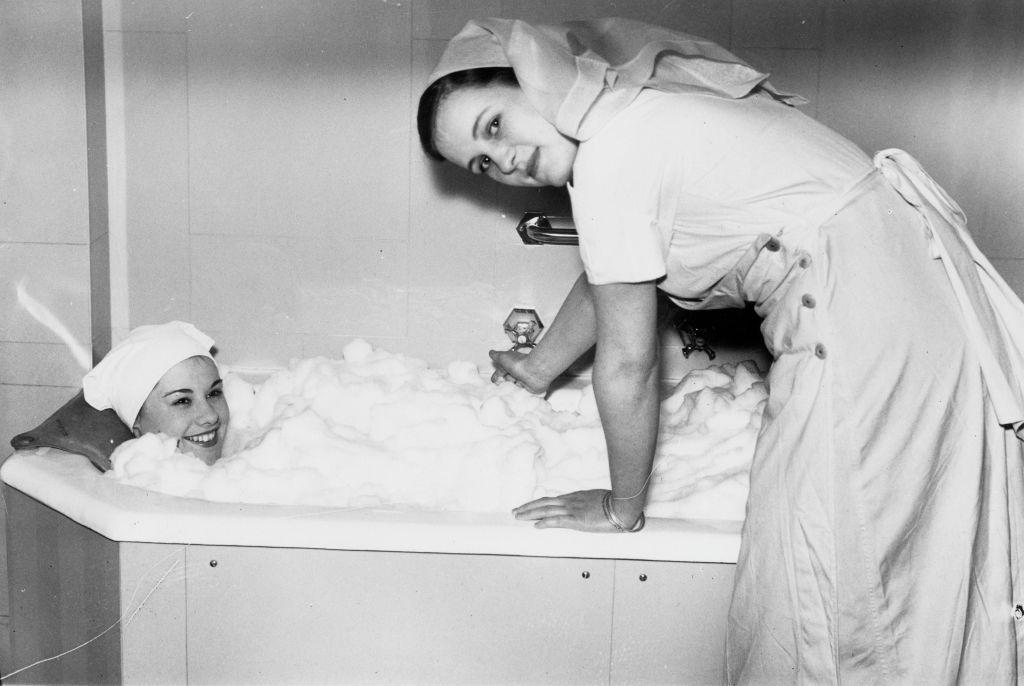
[569,89,1024,684]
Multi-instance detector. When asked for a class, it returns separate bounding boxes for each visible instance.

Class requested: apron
[686,151,1024,684]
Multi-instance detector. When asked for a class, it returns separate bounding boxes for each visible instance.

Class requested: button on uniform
[801,294,816,309]
[798,256,811,269]
[815,343,827,359]
[765,238,781,252]
[1015,604,1024,620]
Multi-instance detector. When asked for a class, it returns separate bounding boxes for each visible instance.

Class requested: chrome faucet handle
[503,308,544,352]
[674,314,716,360]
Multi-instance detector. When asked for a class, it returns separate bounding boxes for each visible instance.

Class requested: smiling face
[134,356,230,465]
[433,82,578,187]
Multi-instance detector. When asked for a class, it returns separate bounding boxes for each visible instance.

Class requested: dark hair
[417,67,518,161]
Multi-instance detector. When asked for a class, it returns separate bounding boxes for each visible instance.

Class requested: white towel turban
[83,321,218,428]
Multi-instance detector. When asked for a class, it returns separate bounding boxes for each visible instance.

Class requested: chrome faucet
[511,215,717,359]
[504,308,544,352]
[675,315,717,360]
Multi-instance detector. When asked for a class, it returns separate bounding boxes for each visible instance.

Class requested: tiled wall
[5,4,1024,445]
[104,0,831,376]
[2,0,1024,671]
[817,0,1024,292]
[98,0,1024,380]
[1,1,94,442]
[0,2,96,669]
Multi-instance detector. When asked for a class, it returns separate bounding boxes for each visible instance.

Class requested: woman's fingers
[533,515,576,530]
[514,505,569,520]
[491,370,524,388]
[512,496,564,518]
[513,490,615,532]
[489,350,517,385]
[489,349,544,393]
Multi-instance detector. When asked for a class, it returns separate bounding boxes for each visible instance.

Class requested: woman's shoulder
[576,88,867,191]
[572,90,749,190]
[604,88,791,132]
[580,89,789,164]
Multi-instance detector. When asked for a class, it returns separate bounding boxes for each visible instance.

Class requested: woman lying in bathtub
[82,321,230,465]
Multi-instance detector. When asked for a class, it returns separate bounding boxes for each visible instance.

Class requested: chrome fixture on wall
[672,314,716,360]
[503,308,544,352]
[515,213,578,246]
[511,213,718,360]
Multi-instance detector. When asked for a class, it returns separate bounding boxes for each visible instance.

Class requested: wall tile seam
[103,30,187,35]
[0,338,85,345]
[411,32,462,42]
[735,46,822,52]
[0,383,77,391]
[0,240,90,247]
[0,342,75,348]
[188,233,410,242]
[0,335,89,346]
[405,9,415,340]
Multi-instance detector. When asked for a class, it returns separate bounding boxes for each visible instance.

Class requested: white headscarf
[426,17,805,141]
[83,321,218,427]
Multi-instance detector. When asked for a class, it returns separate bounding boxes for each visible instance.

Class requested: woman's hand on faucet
[489,349,551,394]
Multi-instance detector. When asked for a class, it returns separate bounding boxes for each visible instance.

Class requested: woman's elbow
[596,345,659,383]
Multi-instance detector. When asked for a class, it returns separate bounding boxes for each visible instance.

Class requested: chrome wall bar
[515,212,579,246]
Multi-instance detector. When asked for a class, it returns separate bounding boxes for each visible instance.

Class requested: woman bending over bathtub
[418,16,1024,685]
[83,321,230,465]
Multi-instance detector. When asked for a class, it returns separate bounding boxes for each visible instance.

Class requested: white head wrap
[426,17,805,141]
[82,321,218,427]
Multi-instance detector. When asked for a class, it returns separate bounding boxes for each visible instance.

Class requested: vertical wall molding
[82,0,111,362]
[101,14,130,347]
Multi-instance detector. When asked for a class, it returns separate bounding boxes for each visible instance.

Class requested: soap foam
[107,340,767,521]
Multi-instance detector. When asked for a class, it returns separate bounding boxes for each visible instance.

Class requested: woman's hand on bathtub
[513,489,622,532]
[489,349,551,395]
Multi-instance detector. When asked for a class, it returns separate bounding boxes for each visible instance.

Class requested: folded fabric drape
[427,17,805,141]
[875,148,1024,438]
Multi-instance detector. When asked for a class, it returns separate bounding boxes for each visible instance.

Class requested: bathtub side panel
[610,560,736,685]
[119,543,187,685]
[184,546,615,684]
[4,485,121,684]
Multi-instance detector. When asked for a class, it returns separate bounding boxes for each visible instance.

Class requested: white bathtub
[2,446,742,685]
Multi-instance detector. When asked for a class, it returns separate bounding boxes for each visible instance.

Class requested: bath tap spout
[515,213,578,246]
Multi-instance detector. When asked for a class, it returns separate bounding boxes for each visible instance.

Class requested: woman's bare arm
[591,279,660,525]
[489,271,598,393]
[512,279,659,531]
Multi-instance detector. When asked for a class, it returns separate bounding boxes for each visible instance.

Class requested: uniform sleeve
[571,201,667,285]
[568,130,669,285]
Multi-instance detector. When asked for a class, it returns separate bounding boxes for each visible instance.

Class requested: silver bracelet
[602,490,645,533]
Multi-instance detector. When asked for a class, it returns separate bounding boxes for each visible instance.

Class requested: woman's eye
[208,388,223,399]
[174,397,192,407]
[488,117,499,136]
[480,156,491,172]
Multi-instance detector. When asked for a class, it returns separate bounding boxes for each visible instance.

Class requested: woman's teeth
[184,430,218,447]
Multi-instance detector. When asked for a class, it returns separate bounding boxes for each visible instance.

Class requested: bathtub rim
[1,448,741,563]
